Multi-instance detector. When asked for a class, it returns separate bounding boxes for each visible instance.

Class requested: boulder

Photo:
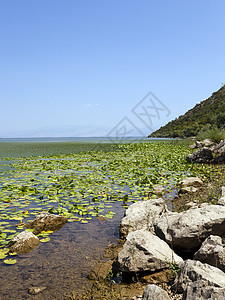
[154,205,225,252]
[173,259,225,293]
[193,235,225,272]
[219,186,225,198]
[119,198,167,238]
[213,139,225,154]
[196,139,214,148]
[180,177,203,187]
[9,231,40,254]
[116,229,183,273]
[186,148,213,163]
[26,213,68,235]
[152,185,166,195]
[217,197,225,206]
[179,186,198,194]
[142,284,170,300]
[183,282,225,300]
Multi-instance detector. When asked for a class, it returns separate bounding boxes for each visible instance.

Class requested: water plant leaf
[4,258,17,264]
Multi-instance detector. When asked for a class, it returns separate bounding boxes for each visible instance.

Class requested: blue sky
[0,0,225,137]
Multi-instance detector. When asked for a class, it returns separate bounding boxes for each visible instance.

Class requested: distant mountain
[149,85,225,138]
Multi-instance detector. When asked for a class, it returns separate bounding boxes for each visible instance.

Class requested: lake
[0,138,214,299]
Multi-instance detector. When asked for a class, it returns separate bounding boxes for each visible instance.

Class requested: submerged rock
[26,212,68,235]
[116,229,183,273]
[119,198,168,238]
[28,286,46,295]
[9,231,40,254]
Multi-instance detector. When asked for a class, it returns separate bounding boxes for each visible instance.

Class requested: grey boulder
[142,284,170,300]
[26,212,68,235]
[173,259,225,294]
[186,148,213,163]
[154,204,225,252]
[183,282,225,300]
[180,177,203,187]
[116,229,183,273]
[119,198,167,238]
[193,235,225,272]
[9,231,40,254]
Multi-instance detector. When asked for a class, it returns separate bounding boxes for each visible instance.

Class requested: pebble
[28,286,46,295]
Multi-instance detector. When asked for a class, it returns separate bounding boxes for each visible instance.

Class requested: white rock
[179,186,198,194]
[219,186,225,198]
[183,282,225,300]
[217,197,225,206]
[180,177,203,187]
[117,229,183,273]
[154,205,225,252]
[119,198,168,238]
[174,259,225,293]
[193,235,225,272]
[10,231,40,254]
[142,284,170,300]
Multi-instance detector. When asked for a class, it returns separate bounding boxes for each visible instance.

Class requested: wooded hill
[149,85,225,138]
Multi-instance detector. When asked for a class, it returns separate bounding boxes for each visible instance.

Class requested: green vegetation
[1,142,224,265]
[149,85,225,138]
[196,126,225,143]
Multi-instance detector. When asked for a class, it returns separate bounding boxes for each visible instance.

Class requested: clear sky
[0,0,225,137]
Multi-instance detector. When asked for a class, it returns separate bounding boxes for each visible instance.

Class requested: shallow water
[0,207,124,300]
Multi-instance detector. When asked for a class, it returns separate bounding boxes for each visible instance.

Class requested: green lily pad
[4,258,17,264]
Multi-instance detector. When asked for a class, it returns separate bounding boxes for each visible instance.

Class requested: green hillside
[149,85,225,138]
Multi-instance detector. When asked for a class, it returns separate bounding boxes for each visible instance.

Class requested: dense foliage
[149,85,225,138]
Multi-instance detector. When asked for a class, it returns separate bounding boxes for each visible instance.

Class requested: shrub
[196,126,225,143]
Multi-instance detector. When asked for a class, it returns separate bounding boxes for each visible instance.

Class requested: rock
[28,286,46,295]
[119,198,168,238]
[186,148,213,163]
[186,201,199,209]
[183,283,225,300]
[180,177,203,187]
[213,139,225,154]
[140,269,172,284]
[193,235,225,272]
[217,197,225,206]
[26,213,68,235]
[213,152,225,163]
[173,259,225,293]
[142,284,170,300]
[9,231,40,254]
[154,205,225,253]
[116,229,183,273]
[189,143,196,149]
[219,186,225,198]
[179,186,198,194]
[196,139,214,148]
[153,185,166,195]
[88,260,113,281]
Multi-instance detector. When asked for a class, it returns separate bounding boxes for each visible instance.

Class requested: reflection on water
[0,208,124,300]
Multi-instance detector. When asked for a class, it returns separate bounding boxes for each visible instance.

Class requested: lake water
[0,138,174,299]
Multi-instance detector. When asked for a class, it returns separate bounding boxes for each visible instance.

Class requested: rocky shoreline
[80,139,225,300]
[81,178,225,300]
